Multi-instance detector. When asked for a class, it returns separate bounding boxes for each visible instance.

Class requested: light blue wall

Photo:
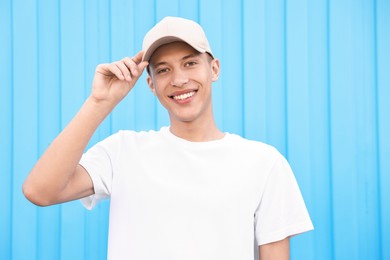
[0,0,389,259]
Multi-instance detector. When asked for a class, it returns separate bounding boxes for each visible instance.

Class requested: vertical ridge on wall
[264,0,287,154]
[329,0,359,257]
[356,1,380,256]
[12,0,39,259]
[221,0,243,135]
[329,0,382,258]
[240,0,245,138]
[282,0,288,159]
[325,0,335,258]
[242,0,266,142]
[372,1,382,258]
[377,0,390,258]
[285,0,313,259]
[0,0,13,259]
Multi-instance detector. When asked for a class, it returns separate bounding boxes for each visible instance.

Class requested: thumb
[138,61,149,72]
[132,50,145,64]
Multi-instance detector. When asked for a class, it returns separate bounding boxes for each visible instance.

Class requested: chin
[172,116,198,123]
[169,112,200,124]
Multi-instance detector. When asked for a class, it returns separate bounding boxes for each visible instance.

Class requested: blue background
[0,0,389,259]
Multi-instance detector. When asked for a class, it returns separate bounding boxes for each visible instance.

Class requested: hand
[91,51,148,106]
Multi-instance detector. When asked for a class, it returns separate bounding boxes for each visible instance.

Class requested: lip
[169,89,198,98]
[169,89,197,104]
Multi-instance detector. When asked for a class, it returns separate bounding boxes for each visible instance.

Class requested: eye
[185,61,198,67]
[156,67,169,74]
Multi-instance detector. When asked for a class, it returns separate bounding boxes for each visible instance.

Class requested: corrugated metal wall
[0,0,389,259]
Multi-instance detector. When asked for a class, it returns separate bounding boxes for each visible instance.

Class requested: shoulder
[226,133,282,160]
[221,134,289,175]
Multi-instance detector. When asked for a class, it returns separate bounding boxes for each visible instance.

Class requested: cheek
[150,79,165,96]
[153,85,169,104]
[203,66,216,82]
[153,87,163,98]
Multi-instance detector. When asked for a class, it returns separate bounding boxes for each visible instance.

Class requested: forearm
[23,97,113,205]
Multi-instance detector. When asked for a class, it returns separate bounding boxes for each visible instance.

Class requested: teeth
[173,91,195,100]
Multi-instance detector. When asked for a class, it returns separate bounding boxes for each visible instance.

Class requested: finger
[103,63,125,80]
[138,61,149,72]
[115,61,132,81]
[131,61,149,80]
[132,61,148,81]
[122,57,139,78]
[132,50,144,64]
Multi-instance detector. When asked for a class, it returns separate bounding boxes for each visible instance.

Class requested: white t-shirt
[80,127,313,260]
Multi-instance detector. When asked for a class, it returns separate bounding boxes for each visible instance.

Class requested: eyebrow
[151,53,201,68]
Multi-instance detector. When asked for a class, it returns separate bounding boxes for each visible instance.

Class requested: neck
[169,119,224,142]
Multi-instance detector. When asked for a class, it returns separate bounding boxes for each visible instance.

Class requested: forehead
[149,41,200,66]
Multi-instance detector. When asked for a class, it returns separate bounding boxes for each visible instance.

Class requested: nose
[170,69,189,87]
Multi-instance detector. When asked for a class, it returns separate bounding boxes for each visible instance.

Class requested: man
[23,17,313,259]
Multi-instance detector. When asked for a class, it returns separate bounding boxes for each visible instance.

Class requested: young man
[23,17,313,259]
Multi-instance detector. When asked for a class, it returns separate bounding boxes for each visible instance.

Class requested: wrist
[81,96,115,122]
[86,95,116,111]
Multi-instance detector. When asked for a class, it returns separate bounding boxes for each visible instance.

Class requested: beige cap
[142,16,214,62]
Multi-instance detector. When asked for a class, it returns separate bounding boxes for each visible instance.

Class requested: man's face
[147,41,220,126]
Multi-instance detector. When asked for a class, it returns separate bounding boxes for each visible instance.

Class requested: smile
[171,91,196,101]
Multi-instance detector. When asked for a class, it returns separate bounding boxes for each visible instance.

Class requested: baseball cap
[142,16,214,62]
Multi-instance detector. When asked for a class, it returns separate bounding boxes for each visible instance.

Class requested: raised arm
[23,52,148,206]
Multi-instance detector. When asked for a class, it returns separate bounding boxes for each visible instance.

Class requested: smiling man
[147,41,222,141]
[23,17,313,260]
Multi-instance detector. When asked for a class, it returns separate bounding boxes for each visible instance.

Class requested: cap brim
[142,36,207,62]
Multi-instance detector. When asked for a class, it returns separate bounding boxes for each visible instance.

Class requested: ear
[146,75,156,95]
[211,59,220,82]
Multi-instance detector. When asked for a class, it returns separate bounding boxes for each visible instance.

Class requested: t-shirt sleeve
[254,153,314,245]
[79,133,119,210]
